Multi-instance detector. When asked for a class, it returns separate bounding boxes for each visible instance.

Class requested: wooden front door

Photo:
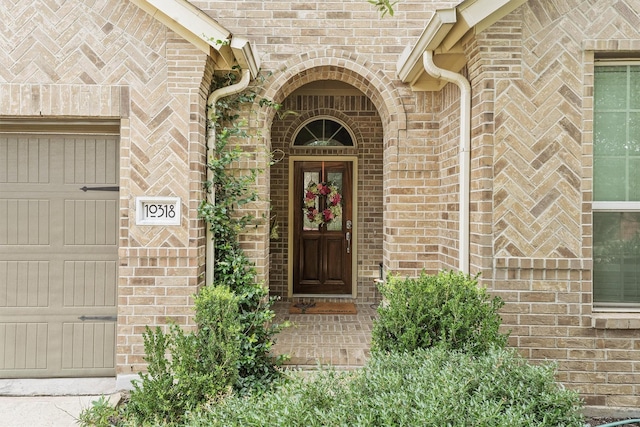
[293,160,353,294]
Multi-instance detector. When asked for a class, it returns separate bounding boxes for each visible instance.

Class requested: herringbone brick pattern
[1,0,212,372]
[493,0,640,260]
[494,0,584,259]
[0,0,206,248]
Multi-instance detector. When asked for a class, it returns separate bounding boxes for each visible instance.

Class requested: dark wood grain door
[293,160,352,294]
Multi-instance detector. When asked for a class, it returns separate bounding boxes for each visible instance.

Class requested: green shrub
[186,347,584,427]
[197,72,289,394]
[125,285,241,425]
[77,395,120,427]
[372,270,508,355]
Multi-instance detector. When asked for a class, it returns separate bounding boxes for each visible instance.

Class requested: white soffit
[397,0,527,91]
[130,0,260,77]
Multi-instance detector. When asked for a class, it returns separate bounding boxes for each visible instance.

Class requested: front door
[293,160,353,294]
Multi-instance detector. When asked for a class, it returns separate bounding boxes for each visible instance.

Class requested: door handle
[346,231,351,254]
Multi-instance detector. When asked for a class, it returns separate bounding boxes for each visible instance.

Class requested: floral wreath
[304,181,342,227]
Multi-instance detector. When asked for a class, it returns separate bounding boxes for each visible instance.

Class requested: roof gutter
[423,50,471,274]
[396,0,526,274]
[130,0,260,78]
[396,8,457,86]
[205,69,252,286]
[397,0,526,88]
[130,0,260,284]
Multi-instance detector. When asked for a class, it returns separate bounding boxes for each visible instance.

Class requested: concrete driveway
[0,378,118,427]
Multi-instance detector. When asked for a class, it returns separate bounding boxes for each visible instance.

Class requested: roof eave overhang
[130,0,260,78]
[397,0,527,91]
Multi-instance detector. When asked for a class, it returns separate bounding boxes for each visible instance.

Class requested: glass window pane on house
[332,127,352,145]
[595,66,627,110]
[324,120,341,140]
[629,112,640,155]
[594,112,628,157]
[593,64,640,307]
[326,172,343,232]
[293,118,354,147]
[306,120,324,141]
[594,157,626,201]
[630,158,640,202]
[303,171,320,230]
[631,67,640,109]
[295,127,316,146]
[594,212,640,304]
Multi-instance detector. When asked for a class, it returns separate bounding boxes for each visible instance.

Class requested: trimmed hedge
[186,348,584,427]
[372,271,509,355]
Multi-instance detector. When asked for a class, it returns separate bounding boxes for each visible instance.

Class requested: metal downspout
[423,50,471,274]
[205,69,251,286]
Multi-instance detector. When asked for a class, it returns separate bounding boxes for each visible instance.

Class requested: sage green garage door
[0,123,119,378]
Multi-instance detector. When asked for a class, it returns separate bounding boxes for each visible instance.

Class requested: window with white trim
[593,62,640,308]
[293,117,354,147]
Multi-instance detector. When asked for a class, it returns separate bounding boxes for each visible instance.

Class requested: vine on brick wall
[368,0,397,16]
[198,69,290,394]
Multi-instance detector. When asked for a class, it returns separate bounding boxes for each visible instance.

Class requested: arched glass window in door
[293,117,354,147]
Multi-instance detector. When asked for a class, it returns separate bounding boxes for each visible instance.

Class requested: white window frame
[592,60,640,310]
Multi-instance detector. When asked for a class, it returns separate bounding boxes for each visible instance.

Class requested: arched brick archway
[260,49,406,302]
[256,48,407,145]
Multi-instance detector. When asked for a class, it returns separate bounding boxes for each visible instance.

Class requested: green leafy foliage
[77,395,120,427]
[185,348,584,427]
[198,70,289,394]
[368,0,398,17]
[124,285,241,424]
[372,270,509,355]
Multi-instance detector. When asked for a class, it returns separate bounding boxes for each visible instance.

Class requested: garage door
[0,121,119,378]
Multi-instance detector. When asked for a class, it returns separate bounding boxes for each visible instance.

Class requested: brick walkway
[271,302,378,369]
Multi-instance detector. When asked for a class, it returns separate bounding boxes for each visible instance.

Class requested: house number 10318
[135,197,181,226]
[144,203,176,219]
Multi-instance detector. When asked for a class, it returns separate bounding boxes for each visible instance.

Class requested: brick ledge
[591,313,640,329]
[494,257,591,270]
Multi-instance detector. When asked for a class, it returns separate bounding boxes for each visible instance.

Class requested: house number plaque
[135,197,181,226]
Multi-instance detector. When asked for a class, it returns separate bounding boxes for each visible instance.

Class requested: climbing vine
[198,69,289,394]
[368,0,398,16]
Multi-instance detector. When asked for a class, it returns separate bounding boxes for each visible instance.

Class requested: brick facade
[3,0,640,411]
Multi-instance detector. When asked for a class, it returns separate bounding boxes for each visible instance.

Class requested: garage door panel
[0,130,118,378]
[64,200,118,245]
[63,261,117,307]
[0,261,50,308]
[64,137,118,186]
[62,322,116,370]
[0,136,51,184]
[0,323,48,371]
[0,199,50,245]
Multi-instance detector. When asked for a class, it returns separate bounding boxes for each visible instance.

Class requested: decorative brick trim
[0,83,127,117]
[592,314,640,330]
[583,39,640,51]
[494,257,591,270]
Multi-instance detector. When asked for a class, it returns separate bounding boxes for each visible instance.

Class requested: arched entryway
[254,49,407,304]
[268,80,383,302]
